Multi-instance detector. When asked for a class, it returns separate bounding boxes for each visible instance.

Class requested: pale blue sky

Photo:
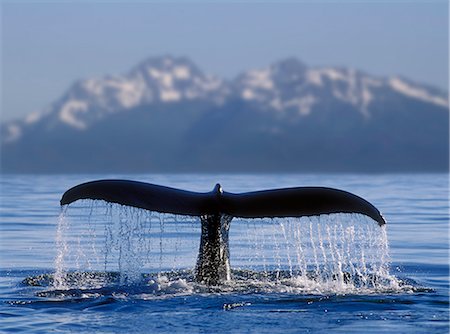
[1,1,448,121]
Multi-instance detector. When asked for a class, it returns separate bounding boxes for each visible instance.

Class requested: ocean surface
[0,173,448,333]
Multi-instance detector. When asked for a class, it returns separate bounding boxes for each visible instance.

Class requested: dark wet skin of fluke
[60,180,386,285]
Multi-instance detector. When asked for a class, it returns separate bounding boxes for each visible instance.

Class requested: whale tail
[61,180,385,226]
[60,179,385,285]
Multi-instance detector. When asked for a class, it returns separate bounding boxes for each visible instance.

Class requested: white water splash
[229,213,394,293]
[53,201,199,288]
[53,206,69,288]
[53,201,397,294]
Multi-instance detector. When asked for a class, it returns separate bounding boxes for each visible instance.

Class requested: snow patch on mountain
[237,68,275,103]
[160,90,181,102]
[306,70,323,86]
[59,100,89,130]
[4,124,21,143]
[322,68,350,81]
[284,94,316,115]
[304,68,386,116]
[25,111,44,125]
[173,65,191,80]
[243,69,274,90]
[389,77,448,107]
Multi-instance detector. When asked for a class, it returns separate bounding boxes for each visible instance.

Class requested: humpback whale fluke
[60,180,386,285]
[60,180,385,225]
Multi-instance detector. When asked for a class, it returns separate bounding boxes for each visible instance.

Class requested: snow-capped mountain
[233,57,448,117]
[4,56,228,140]
[1,55,448,173]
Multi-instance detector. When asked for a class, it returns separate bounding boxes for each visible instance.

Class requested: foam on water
[51,200,403,295]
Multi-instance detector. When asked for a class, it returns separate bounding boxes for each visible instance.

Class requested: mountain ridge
[2,55,448,173]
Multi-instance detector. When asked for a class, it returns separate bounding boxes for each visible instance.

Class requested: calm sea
[0,173,448,333]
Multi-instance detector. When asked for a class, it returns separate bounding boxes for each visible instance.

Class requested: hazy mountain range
[1,55,448,173]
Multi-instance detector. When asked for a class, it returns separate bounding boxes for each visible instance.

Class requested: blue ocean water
[0,174,448,333]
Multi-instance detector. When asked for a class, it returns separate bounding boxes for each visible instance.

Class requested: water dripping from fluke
[35,180,419,297]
